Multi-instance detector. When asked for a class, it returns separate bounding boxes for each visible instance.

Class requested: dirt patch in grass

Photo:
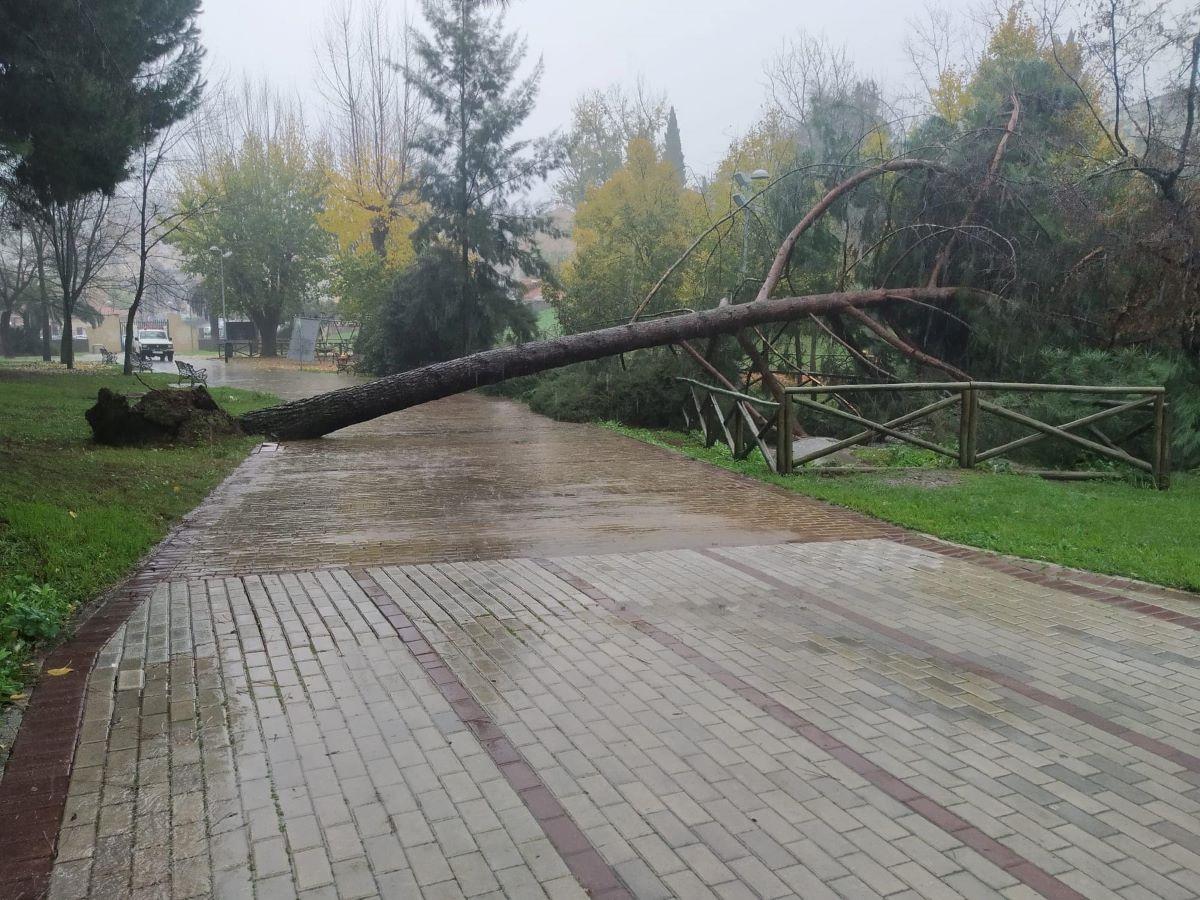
[878,469,964,489]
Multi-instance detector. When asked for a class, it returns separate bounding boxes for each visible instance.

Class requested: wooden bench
[176,360,208,386]
[97,347,118,365]
[131,356,153,372]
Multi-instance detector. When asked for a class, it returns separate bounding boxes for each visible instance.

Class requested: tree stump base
[85,386,243,446]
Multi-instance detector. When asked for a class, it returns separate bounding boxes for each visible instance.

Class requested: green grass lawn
[607,423,1200,592]
[536,307,560,336]
[0,367,278,697]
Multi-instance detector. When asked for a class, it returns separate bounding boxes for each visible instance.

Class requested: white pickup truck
[133,329,175,362]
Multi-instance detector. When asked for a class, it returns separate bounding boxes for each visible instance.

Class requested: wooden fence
[678,379,1171,489]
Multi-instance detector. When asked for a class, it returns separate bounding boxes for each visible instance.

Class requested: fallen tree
[238,286,979,439]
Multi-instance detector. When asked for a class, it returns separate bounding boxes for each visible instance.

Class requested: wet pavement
[175,354,365,401]
[3,363,1200,900]
[173,392,891,578]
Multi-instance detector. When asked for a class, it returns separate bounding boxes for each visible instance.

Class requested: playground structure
[217,319,360,366]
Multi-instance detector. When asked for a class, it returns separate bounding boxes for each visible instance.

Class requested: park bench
[97,347,118,365]
[335,353,354,373]
[176,360,208,386]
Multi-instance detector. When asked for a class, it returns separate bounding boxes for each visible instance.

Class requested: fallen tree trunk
[239,287,977,439]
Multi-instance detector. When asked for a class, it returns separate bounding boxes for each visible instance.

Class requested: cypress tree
[665,106,686,183]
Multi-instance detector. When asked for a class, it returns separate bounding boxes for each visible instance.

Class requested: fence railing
[678,377,781,465]
[677,379,1171,489]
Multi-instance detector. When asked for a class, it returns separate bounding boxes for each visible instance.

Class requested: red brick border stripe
[0,452,269,900]
[700,547,1200,776]
[0,563,189,898]
[533,557,1087,900]
[346,568,632,900]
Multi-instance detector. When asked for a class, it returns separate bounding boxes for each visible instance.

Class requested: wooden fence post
[776,396,793,474]
[702,393,717,448]
[1153,394,1170,490]
[733,405,746,458]
[958,386,978,469]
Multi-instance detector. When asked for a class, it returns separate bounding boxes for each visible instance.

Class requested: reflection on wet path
[175,391,887,576]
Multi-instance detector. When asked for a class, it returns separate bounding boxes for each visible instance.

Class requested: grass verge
[605,422,1200,592]
[0,368,278,700]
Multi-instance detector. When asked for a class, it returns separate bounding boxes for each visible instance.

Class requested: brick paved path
[4,391,1200,899]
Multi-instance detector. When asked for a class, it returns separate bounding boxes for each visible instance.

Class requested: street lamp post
[732,169,770,300]
[209,246,232,342]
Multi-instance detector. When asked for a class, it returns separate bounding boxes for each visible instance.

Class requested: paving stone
[21,392,1200,900]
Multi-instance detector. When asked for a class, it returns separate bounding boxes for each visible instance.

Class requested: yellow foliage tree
[555,138,709,331]
[931,69,968,125]
[318,172,419,271]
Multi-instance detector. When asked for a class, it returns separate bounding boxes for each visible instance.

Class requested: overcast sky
[197,0,1195,181]
[198,0,928,177]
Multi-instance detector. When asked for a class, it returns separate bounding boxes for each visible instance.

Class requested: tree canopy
[0,0,204,203]
[171,92,330,356]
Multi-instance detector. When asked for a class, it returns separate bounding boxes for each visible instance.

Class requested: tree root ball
[85,387,243,446]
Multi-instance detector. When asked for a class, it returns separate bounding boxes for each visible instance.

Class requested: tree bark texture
[240,287,975,439]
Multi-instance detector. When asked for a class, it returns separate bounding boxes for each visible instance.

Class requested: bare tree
[120,112,212,374]
[1047,0,1200,348]
[1063,0,1198,200]
[904,2,979,111]
[764,31,858,132]
[29,222,56,361]
[0,200,39,356]
[38,192,130,368]
[317,0,427,257]
[555,79,670,207]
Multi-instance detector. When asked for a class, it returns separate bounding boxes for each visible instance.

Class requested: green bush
[0,578,74,697]
[854,445,947,469]
[2,580,72,643]
[514,351,697,428]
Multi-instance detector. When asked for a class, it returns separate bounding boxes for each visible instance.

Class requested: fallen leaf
[9,693,27,701]
[46,667,74,677]
[67,510,77,519]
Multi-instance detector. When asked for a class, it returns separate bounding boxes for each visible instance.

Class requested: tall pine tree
[664,106,686,184]
[364,0,560,371]
[0,0,204,203]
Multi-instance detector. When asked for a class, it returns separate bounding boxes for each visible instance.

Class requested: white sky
[197,0,926,176]
[197,0,1195,180]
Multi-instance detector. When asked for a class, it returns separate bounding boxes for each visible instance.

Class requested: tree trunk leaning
[240,287,976,440]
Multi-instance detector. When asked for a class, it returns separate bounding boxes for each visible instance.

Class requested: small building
[73,306,206,355]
